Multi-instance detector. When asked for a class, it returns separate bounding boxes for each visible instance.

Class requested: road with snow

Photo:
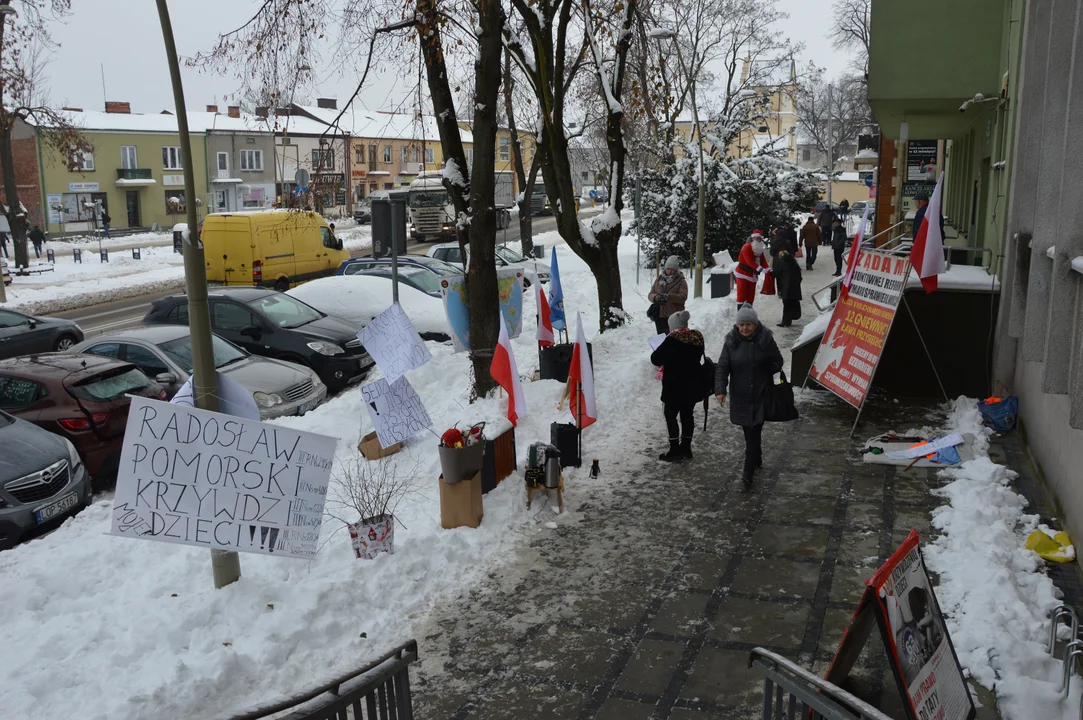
[55,213,573,338]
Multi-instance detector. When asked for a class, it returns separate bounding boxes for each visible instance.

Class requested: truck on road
[407,170,514,242]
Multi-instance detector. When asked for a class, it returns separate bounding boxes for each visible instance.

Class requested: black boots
[679,437,693,460]
[659,439,681,462]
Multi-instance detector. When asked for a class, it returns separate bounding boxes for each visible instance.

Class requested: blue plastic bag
[979,396,1018,432]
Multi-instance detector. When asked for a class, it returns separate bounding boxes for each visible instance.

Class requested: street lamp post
[649,28,706,298]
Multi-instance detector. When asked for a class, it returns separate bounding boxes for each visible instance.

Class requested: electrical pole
[156,0,239,589]
[826,83,833,205]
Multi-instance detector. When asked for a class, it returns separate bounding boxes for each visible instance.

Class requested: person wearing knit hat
[714,302,784,484]
[647,255,689,335]
[734,231,774,305]
[650,309,704,462]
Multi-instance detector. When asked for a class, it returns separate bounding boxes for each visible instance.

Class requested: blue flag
[549,248,566,331]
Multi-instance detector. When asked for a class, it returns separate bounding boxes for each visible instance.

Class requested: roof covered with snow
[292,103,474,143]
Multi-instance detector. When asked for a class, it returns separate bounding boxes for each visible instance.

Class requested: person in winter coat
[912,191,944,238]
[772,249,802,327]
[734,231,772,305]
[100,210,111,238]
[648,255,689,335]
[714,304,784,484]
[831,217,848,276]
[817,204,836,239]
[649,309,705,462]
[0,231,8,258]
[838,198,850,219]
[28,225,45,259]
[799,216,821,271]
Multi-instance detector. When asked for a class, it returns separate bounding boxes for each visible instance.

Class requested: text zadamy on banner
[110,397,339,559]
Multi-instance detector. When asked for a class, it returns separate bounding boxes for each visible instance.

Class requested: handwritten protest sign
[361,376,433,448]
[356,303,432,385]
[110,397,338,559]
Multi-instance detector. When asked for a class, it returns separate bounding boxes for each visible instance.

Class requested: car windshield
[495,246,526,264]
[410,190,448,208]
[158,335,247,374]
[399,267,442,294]
[247,293,322,329]
[70,368,151,402]
[415,257,462,276]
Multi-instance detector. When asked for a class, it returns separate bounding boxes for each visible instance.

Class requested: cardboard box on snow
[439,472,483,529]
[358,431,404,460]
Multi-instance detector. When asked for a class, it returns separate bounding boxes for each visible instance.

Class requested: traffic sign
[864,174,874,187]
[589,189,598,199]
[294,168,311,188]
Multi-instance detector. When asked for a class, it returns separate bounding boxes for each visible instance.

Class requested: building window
[758,125,769,133]
[312,149,334,171]
[217,152,229,172]
[411,147,419,163]
[120,146,138,170]
[802,147,811,162]
[70,150,94,172]
[368,145,377,166]
[383,182,393,190]
[240,149,263,171]
[582,171,588,181]
[425,147,435,164]
[355,147,365,164]
[162,146,183,170]
[383,145,392,163]
[164,189,186,214]
[401,146,409,164]
[466,148,474,167]
[60,192,107,221]
[499,137,509,161]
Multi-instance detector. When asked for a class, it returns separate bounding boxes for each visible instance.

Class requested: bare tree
[832,0,870,75]
[0,0,91,267]
[796,64,872,170]
[502,53,543,258]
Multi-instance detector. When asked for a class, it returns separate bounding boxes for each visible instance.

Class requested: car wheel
[274,277,290,292]
[54,335,77,352]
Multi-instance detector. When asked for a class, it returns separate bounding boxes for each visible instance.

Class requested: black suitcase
[550,422,581,468]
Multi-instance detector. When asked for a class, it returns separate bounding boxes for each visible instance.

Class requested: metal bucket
[544,456,561,488]
[438,442,484,484]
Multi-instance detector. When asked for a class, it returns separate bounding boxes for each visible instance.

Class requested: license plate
[35,492,79,524]
[297,401,314,416]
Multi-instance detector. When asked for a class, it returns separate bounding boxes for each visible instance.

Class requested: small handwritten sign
[356,304,432,386]
[361,376,433,448]
[110,397,338,559]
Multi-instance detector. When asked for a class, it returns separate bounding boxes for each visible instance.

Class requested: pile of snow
[794,308,832,348]
[906,264,1000,292]
[923,397,1080,720]
[0,222,747,718]
[288,275,447,338]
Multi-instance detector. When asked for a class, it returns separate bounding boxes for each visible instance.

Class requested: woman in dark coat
[772,249,802,327]
[649,310,704,462]
[714,304,784,484]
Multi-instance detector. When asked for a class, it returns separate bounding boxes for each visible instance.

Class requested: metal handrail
[749,649,892,720]
[227,640,419,720]
[865,220,908,247]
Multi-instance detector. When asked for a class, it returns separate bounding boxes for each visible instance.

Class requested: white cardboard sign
[110,397,338,559]
[170,371,261,420]
[361,376,433,448]
[356,304,432,386]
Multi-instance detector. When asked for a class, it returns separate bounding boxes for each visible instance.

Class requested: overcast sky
[43,0,853,116]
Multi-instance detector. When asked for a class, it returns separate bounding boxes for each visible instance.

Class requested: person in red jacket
[734,230,772,304]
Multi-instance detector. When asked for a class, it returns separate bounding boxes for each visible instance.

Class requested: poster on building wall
[906,141,938,183]
[809,249,909,409]
[46,194,63,224]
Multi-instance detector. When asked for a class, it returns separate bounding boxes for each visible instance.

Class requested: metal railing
[228,640,418,720]
[749,649,892,720]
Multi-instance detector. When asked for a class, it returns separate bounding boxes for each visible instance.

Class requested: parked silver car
[0,409,91,550]
[69,326,326,420]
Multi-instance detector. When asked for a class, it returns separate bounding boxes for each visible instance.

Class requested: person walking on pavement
[800,216,821,270]
[772,248,803,327]
[29,225,45,259]
[650,309,704,463]
[817,203,835,241]
[714,304,784,485]
[838,198,850,219]
[831,217,847,276]
[100,210,111,238]
[648,255,689,335]
[912,191,944,238]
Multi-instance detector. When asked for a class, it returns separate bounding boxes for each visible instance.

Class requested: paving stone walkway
[409,389,1004,719]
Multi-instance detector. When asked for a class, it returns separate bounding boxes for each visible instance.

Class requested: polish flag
[910,173,946,293]
[840,204,871,301]
[568,312,597,429]
[535,273,554,347]
[490,315,526,426]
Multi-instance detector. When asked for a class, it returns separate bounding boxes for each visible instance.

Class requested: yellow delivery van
[201,210,349,290]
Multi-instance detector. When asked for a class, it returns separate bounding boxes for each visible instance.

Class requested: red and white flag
[490,315,527,426]
[535,272,555,347]
[840,204,871,300]
[910,173,946,293]
[568,312,597,429]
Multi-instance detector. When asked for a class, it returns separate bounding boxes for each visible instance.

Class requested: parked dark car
[142,287,374,393]
[0,354,166,483]
[353,199,372,224]
[0,308,83,359]
[0,408,92,550]
[335,254,462,278]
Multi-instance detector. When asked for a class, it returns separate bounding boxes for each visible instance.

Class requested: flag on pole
[535,272,555,347]
[910,172,946,293]
[549,248,566,331]
[490,315,527,426]
[840,204,872,301]
[568,312,596,429]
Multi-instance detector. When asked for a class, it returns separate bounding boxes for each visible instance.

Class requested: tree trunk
[465,0,506,397]
[0,124,28,268]
[518,154,541,258]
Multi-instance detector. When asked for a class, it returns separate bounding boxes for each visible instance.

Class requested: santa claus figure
[734,230,774,304]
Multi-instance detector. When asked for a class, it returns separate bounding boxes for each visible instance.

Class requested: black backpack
[699,357,716,430]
